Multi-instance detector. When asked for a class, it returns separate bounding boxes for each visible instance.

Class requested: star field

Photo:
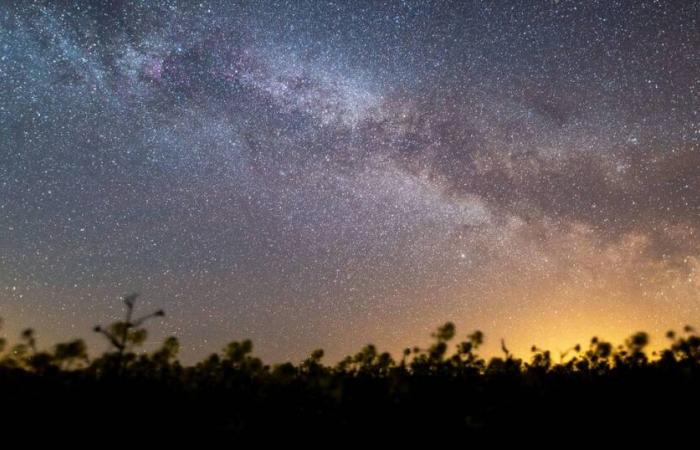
[1,1,698,362]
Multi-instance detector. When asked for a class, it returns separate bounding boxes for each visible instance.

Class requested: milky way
[1,1,698,362]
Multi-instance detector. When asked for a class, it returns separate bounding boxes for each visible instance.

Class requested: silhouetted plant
[584,336,614,372]
[222,339,264,373]
[428,321,456,362]
[93,293,164,374]
[666,325,700,362]
[619,332,649,367]
[0,317,6,355]
[302,348,324,368]
[152,336,180,366]
[53,339,89,370]
[529,345,552,371]
[351,344,392,374]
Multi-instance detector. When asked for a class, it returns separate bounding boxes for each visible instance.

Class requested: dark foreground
[1,299,699,438]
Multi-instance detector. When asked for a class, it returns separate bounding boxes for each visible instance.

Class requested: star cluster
[1,1,698,361]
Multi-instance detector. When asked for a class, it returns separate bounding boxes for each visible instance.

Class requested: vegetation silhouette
[1,293,700,438]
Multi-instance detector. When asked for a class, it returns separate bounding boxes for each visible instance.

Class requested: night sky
[1,1,698,363]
